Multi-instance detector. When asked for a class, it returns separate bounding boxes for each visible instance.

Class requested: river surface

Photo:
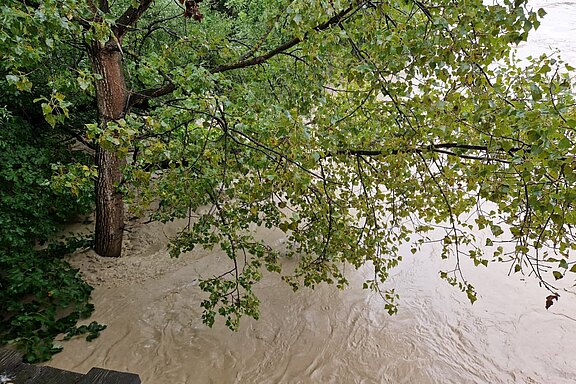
[48,2,576,383]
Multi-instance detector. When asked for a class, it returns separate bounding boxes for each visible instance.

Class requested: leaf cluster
[3,0,575,336]
[0,114,100,362]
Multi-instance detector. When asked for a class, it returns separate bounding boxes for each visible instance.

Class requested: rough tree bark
[84,0,158,257]
[90,46,127,257]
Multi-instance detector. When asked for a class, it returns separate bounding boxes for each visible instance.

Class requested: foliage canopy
[2,0,576,334]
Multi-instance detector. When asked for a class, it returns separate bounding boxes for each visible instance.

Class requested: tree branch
[114,0,156,40]
[334,142,517,163]
[126,83,176,111]
[125,3,359,108]
[211,3,358,74]
[98,0,110,13]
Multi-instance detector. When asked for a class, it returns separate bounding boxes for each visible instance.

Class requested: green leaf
[558,137,571,149]
[5,74,19,83]
[530,84,542,101]
[537,8,546,18]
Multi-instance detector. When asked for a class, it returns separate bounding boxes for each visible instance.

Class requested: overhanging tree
[2,0,575,328]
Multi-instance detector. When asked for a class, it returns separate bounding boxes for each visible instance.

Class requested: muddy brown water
[48,225,576,384]
[48,2,576,383]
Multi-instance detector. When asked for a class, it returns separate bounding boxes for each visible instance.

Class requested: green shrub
[0,113,102,362]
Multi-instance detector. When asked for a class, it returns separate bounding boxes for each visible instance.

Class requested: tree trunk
[94,146,125,257]
[90,46,127,257]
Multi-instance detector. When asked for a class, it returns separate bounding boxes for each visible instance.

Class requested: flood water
[48,2,576,383]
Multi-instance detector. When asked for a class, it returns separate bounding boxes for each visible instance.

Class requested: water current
[48,2,576,383]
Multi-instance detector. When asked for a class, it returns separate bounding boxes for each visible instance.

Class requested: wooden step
[0,349,141,384]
